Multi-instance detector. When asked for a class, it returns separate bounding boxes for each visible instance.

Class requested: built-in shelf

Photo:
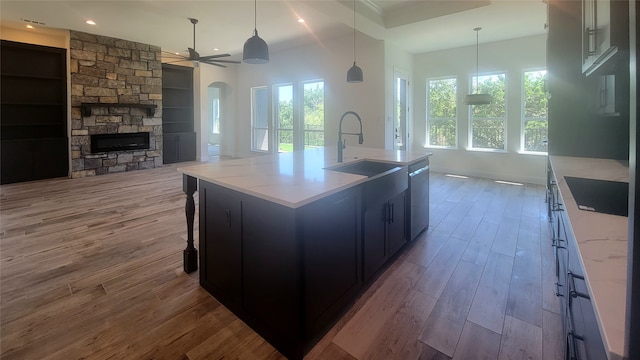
[81,103,157,117]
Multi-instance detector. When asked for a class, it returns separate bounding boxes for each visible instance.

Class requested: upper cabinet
[581,0,629,76]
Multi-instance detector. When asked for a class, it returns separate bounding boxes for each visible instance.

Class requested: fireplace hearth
[91,132,150,153]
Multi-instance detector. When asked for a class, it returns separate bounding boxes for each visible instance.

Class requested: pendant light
[346,0,363,83]
[464,27,492,105]
[243,0,269,64]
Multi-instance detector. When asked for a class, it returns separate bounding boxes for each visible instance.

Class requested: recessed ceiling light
[213,48,219,51]
[86,20,96,25]
[26,24,34,29]
[298,18,305,23]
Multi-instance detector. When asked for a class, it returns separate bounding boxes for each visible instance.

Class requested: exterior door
[394,70,409,150]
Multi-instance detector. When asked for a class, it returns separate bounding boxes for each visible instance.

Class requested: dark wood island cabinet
[179,147,431,359]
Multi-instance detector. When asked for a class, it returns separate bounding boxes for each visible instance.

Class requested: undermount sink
[326,160,401,178]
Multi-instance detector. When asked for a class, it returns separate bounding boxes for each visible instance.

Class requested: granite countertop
[549,156,628,360]
[178,146,431,208]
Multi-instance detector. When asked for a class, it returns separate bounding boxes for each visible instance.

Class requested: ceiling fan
[162,18,240,68]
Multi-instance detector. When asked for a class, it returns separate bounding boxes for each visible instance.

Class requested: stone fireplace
[69,31,163,178]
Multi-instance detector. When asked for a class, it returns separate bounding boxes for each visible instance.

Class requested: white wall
[231,32,385,158]
[413,34,548,185]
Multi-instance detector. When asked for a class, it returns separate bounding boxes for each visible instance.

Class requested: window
[251,86,269,152]
[470,73,506,151]
[274,84,294,152]
[426,77,457,148]
[252,80,325,153]
[302,81,324,149]
[522,70,548,153]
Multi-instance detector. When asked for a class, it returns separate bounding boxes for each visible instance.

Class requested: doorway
[393,70,410,151]
[207,83,226,157]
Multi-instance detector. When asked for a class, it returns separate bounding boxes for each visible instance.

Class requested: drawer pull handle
[568,271,590,300]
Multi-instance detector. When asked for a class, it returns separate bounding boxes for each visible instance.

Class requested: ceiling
[0,0,547,61]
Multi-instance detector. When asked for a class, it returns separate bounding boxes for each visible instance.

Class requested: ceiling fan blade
[163,60,191,64]
[204,59,241,64]
[200,60,227,68]
[198,54,232,60]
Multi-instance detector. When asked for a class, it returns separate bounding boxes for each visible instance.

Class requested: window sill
[424,145,457,150]
[466,147,507,153]
[519,150,548,156]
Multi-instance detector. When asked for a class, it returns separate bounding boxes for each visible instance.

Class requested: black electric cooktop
[564,176,629,217]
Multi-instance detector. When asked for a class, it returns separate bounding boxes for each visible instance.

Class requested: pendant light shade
[463,93,492,105]
[464,27,492,105]
[243,0,269,64]
[347,0,363,83]
[347,61,363,83]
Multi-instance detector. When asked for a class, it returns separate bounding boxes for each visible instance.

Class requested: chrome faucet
[338,111,364,163]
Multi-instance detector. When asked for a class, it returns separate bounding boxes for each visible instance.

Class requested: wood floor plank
[332,262,419,358]
[467,251,514,334]
[490,217,520,257]
[404,228,450,268]
[460,220,499,266]
[505,215,543,327]
[413,237,468,299]
[498,315,542,360]
[364,290,437,360]
[418,260,484,357]
[314,343,358,360]
[454,321,502,360]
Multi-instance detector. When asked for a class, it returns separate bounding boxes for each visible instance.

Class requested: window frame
[520,68,548,155]
[250,86,270,153]
[468,71,508,152]
[425,76,458,149]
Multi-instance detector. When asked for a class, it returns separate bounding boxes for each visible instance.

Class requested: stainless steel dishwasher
[408,159,429,240]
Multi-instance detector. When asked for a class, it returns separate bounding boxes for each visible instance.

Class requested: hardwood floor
[0,164,563,359]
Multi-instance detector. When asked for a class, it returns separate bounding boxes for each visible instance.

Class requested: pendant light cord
[476,29,478,91]
[353,0,356,62]
[474,27,481,93]
[254,0,257,32]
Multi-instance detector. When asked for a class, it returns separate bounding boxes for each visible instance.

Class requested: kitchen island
[178,146,430,359]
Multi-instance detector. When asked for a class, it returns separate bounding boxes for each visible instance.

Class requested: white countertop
[178,146,431,208]
[549,156,628,360]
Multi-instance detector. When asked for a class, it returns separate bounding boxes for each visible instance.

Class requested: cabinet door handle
[389,202,394,223]
[585,27,597,56]
[555,282,564,297]
[224,209,231,227]
[566,331,584,360]
[568,271,590,300]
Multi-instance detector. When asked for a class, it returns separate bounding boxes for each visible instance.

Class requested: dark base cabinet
[163,132,196,164]
[363,167,408,282]
[1,138,68,184]
[199,181,362,359]
[548,166,607,360]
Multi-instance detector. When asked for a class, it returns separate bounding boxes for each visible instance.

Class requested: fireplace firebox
[91,132,150,153]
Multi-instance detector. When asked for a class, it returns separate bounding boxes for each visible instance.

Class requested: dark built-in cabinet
[547,0,629,160]
[0,40,68,184]
[162,64,195,164]
[581,0,628,75]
